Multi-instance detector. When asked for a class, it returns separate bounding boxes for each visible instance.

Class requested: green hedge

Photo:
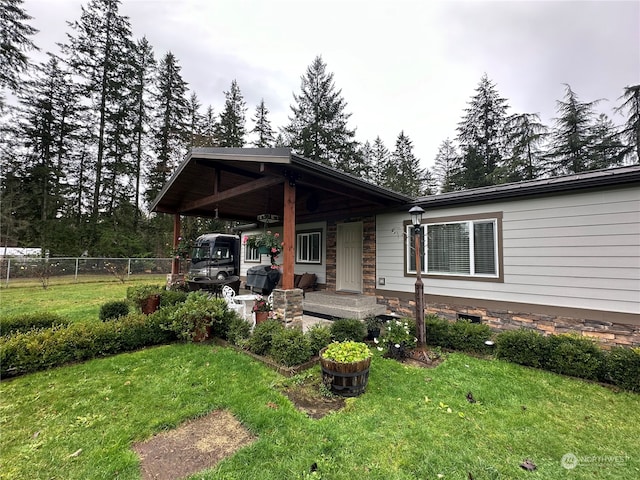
[1,312,69,336]
[330,318,366,342]
[270,327,312,367]
[605,347,640,392]
[0,312,176,378]
[425,315,493,354]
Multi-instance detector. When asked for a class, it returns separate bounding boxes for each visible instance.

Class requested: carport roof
[150,148,413,223]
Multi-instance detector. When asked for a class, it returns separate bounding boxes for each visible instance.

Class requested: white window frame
[244,241,260,263]
[296,231,322,264]
[406,218,499,278]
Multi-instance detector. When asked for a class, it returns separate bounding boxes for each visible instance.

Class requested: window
[296,231,322,264]
[244,238,260,263]
[406,215,500,278]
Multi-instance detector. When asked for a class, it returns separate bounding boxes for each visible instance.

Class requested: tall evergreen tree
[590,113,626,170]
[60,0,135,231]
[370,136,390,186]
[501,112,548,182]
[285,55,359,169]
[456,74,509,188]
[433,138,461,193]
[385,131,424,195]
[547,84,600,175]
[130,36,155,225]
[250,98,275,147]
[200,105,217,147]
[187,91,203,147]
[615,84,640,164]
[215,79,246,147]
[148,51,188,203]
[0,0,38,102]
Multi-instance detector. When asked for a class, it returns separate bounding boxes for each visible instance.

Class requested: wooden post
[414,226,425,347]
[283,179,296,289]
[172,213,181,275]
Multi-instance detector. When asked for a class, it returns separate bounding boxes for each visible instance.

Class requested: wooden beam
[171,214,181,275]
[282,180,296,289]
[180,176,284,212]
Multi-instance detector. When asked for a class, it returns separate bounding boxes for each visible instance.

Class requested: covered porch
[150,147,411,324]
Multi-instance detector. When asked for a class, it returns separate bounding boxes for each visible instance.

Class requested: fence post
[75,258,79,282]
[5,258,10,287]
[128,258,132,280]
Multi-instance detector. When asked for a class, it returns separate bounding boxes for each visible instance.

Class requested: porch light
[409,205,426,348]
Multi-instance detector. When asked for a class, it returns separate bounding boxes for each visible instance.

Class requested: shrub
[330,318,366,342]
[495,329,550,368]
[159,289,188,307]
[605,347,640,392]
[0,313,176,378]
[306,324,333,355]
[248,319,284,356]
[447,320,493,354]
[376,318,417,360]
[270,327,312,366]
[425,315,450,346]
[99,301,130,321]
[1,312,68,336]
[162,291,228,342]
[126,284,163,311]
[227,316,252,346]
[546,334,605,381]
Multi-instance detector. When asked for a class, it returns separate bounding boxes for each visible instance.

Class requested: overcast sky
[21,0,640,170]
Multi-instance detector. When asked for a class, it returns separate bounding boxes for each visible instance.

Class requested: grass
[1,344,639,479]
[1,281,639,479]
[0,276,166,322]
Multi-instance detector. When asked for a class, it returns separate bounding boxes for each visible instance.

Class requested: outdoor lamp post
[409,205,426,347]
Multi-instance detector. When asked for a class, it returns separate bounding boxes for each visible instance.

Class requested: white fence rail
[1,257,177,286]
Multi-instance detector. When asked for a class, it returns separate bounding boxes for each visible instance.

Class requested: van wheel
[216,272,227,280]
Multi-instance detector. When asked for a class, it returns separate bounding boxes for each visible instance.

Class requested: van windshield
[191,243,232,264]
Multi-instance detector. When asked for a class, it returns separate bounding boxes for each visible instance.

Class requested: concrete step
[303,292,387,320]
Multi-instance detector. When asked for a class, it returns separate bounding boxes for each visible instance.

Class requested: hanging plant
[243,231,283,267]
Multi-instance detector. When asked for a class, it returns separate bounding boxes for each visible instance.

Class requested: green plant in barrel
[320,341,373,397]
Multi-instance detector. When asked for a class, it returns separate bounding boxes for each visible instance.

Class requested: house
[151,148,640,347]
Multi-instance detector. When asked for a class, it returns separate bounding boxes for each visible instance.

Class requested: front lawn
[1,343,638,479]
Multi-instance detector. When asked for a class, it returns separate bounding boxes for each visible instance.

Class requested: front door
[336,222,363,292]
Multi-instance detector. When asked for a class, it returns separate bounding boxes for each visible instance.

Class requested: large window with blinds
[407,217,499,278]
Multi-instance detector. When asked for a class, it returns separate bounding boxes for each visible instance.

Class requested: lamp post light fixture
[409,205,426,348]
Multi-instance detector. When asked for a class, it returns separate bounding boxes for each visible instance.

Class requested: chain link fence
[0,257,179,287]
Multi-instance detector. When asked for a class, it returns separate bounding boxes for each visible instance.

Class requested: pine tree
[200,105,217,147]
[148,51,188,203]
[501,112,548,182]
[215,79,247,147]
[547,84,600,175]
[358,140,374,182]
[457,74,509,188]
[0,0,38,101]
[615,84,640,164]
[432,138,462,193]
[250,99,275,147]
[385,131,424,195]
[285,55,359,169]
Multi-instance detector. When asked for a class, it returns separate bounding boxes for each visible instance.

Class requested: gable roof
[150,148,412,223]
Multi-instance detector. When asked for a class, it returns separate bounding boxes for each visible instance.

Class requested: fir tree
[250,98,275,147]
[501,112,548,182]
[457,74,509,188]
[148,51,188,203]
[0,0,38,101]
[200,105,217,147]
[547,84,600,175]
[590,113,626,169]
[385,131,424,195]
[433,138,461,193]
[615,84,640,164]
[370,136,390,186]
[215,79,247,147]
[187,91,203,147]
[285,55,359,169]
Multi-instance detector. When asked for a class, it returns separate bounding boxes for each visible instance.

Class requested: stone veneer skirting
[376,291,640,348]
[273,288,303,329]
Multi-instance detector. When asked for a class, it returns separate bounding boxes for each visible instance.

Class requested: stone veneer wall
[273,288,303,329]
[376,294,640,349]
[325,216,376,294]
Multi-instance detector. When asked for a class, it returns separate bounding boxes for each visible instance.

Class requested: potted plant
[127,284,163,314]
[252,295,273,324]
[374,318,417,360]
[320,341,373,396]
[365,315,384,340]
[163,291,225,342]
[243,231,283,267]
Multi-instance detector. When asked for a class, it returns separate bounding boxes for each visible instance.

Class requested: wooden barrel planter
[320,345,372,397]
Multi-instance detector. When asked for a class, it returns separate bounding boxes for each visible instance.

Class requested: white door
[336,222,363,292]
